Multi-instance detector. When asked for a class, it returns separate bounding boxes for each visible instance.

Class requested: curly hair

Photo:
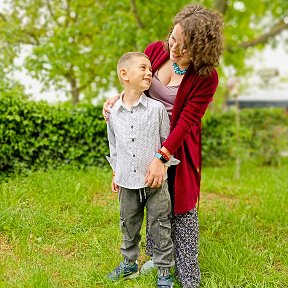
[167,4,224,77]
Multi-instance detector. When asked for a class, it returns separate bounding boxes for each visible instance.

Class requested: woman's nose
[170,42,179,52]
[170,42,176,49]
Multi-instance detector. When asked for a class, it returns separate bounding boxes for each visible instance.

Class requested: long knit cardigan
[145,41,219,214]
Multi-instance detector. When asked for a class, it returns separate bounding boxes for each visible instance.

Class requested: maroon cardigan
[145,41,218,214]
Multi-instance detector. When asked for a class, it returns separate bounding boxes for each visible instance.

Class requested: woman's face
[168,23,190,68]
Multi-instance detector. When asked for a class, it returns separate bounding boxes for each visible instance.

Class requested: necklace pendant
[172,63,187,75]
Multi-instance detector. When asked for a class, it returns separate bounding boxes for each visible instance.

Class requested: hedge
[202,109,288,166]
[1,94,288,176]
[0,94,107,176]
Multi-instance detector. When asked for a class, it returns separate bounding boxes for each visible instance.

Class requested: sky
[249,44,288,76]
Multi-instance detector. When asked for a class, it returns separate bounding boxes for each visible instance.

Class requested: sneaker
[140,257,155,274]
[157,274,174,288]
[107,260,139,281]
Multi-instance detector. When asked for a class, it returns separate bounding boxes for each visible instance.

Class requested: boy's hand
[111,176,119,193]
[145,158,166,188]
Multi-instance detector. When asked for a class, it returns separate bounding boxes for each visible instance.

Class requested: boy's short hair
[117,52,150,83]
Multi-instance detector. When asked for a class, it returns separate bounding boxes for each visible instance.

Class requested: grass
[0,162,287,288]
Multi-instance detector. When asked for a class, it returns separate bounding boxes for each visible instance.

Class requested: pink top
[149,73,178,120]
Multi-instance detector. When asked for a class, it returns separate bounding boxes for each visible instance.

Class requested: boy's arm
[111,174,119,193]
[106,119,117,170]
[106,118,119,193]
[159,106,170,143]
[145,106,170,188]
[159,106,180,167]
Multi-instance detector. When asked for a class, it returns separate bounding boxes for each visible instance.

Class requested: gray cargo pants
[119,180,174,268]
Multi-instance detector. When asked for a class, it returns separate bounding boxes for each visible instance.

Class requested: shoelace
[158,268,170,277]
[115,262,125,274]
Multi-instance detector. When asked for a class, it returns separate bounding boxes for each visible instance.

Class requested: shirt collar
[114,92,148,111]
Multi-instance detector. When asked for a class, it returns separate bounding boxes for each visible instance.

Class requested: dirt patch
[200,192,238,209]
[41,242,85,259]
[92,192,117,207]
[0,234,13,257]
[272,259,287,272]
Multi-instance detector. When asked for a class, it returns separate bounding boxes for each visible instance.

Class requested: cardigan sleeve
[144,41,164,61]
[163,71,218,154]
[144,41,168,74]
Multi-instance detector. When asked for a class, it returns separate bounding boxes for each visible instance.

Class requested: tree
[0,0,288,104]
[216,0,288,71]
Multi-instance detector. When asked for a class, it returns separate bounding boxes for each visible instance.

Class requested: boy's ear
[119,68,129,82]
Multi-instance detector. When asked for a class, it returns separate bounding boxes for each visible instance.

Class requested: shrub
[202,108,288,166]
[0,94,108,176]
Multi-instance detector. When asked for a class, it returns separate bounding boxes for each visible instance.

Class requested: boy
[106,52,175,288]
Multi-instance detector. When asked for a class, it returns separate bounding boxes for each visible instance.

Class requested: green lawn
[0,162,287,288]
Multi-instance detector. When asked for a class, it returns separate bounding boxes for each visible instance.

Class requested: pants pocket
[120,217,132,240]
[158,217,172,248]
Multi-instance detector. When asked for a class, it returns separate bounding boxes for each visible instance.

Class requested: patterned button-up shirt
[106,93,170,189]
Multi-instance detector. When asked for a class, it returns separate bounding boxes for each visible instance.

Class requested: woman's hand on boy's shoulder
[102,94,121,121]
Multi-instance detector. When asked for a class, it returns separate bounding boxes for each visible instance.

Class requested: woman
[104,4,223,287]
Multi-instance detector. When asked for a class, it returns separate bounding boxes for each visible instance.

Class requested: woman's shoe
[157,274,174,287]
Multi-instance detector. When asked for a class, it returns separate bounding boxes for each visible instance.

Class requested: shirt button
[131,125,133,129]
[133,154,135,157]
[132,139,134,142]
[131,111,133,114]
[134,170,136,172]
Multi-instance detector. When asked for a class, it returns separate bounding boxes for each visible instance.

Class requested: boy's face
[124,56,152,91]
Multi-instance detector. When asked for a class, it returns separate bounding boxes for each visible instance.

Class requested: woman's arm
[146,74,218,187]
[145,105,171,188]
[145,147,170,188]
[145,95,211,187]
[164,72,218,153]
[163,93,213,154]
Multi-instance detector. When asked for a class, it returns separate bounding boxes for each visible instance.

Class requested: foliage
[237,109,288,166]
[0,163,287,287]
[1,94,288,177]
[202,111,236,166]
[0,94,108,177]
[0,0,288,103]
[0,62,27,99]
[0,0,187,103]
[202,108,288,166]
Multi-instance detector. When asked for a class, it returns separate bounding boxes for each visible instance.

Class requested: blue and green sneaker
[107,260,139,281]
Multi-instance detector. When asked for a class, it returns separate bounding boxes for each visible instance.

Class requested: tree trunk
[130,0,144,29]
[69,77,80,105]
[214,0,228,14]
